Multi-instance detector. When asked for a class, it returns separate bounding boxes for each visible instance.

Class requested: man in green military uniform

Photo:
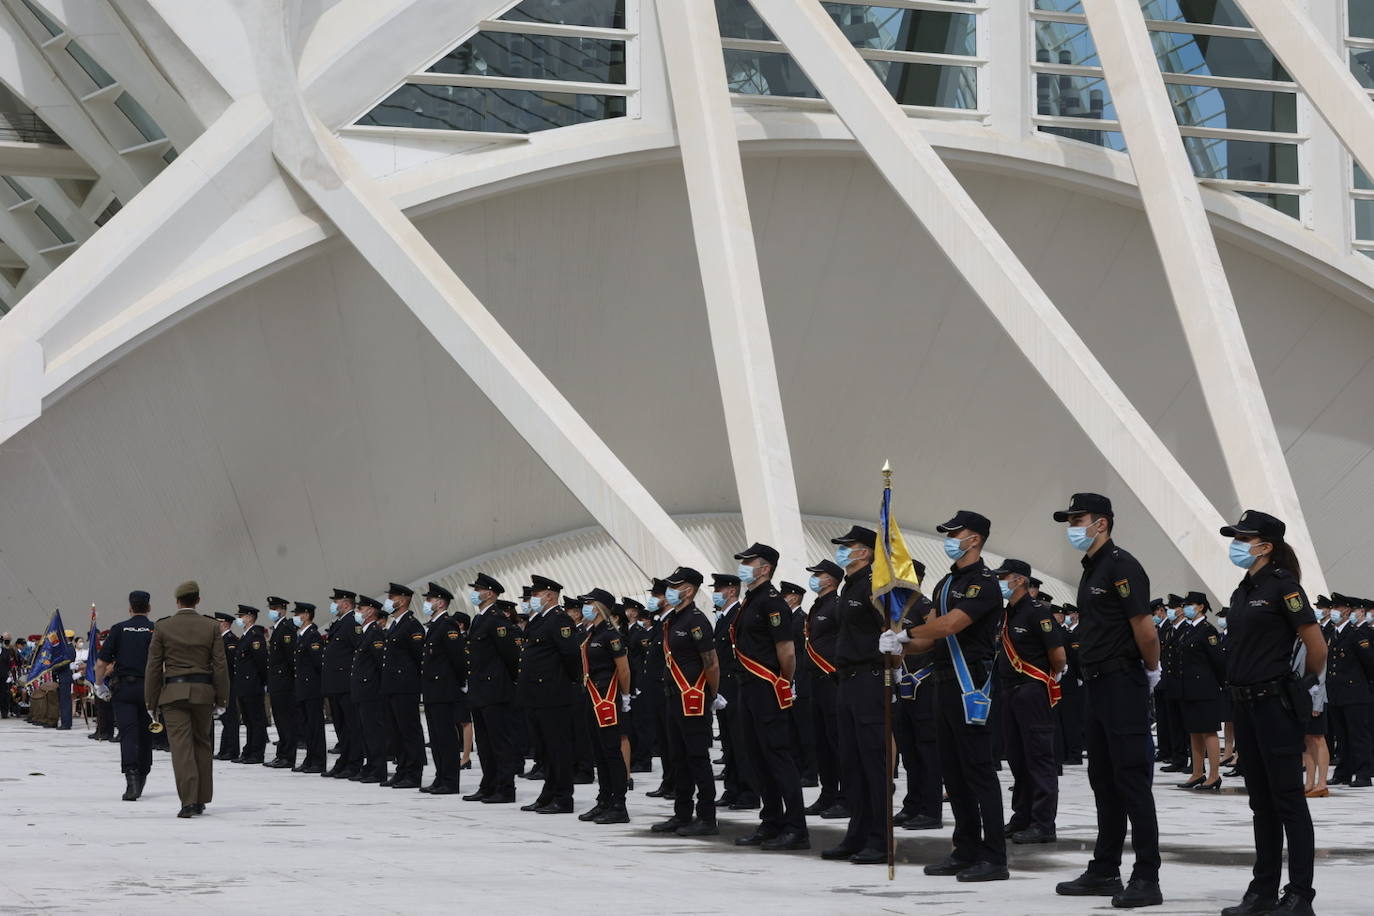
[145,581,229,818]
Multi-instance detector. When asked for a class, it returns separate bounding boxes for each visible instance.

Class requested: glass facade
[427,32,626,84]
[500,0,626,30]
[359,83,625,134]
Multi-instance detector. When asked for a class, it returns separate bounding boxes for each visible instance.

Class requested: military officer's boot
[133,772,147,799]
[122,773,139,802]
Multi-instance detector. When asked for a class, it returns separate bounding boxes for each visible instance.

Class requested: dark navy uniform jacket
[995,592,1061,687]
[466,604,520,708]
[294,623,325,700]
[322,613,362,696]
[382,611,425,696]
[1327,622,1374,704]
[1225,564,1314,687]
[583,620,626,698]
[350,621,387,703]
[221,630,240,687]
[421,612,468,703]
[1074,541,1151,670]
[98,615,156,680]
[833,565,881,670]
[927,558,1002,675]
[1160,622,1185,699]
[714,601,742,690]
[662,603,715,710]
[804,591,840,675]
[517,607,582,709]
[732,584,791,676]
[266,619,297,695]
[234,624,268,695]
[1179,620,1226,701]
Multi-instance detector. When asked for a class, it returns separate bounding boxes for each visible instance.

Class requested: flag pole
[882,460,896,881]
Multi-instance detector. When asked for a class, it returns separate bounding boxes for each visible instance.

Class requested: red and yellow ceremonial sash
[1001,624,1062,708]
[662,630,707,717]
[804,616,836,675]
[581,638,620,727]
[730,618,794,710]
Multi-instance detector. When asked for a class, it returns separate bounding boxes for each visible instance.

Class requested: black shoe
[819,803,849,819]
[849,848,887,865]
[419,783,438,794]
[1221,892,1279,916]
[336,769,360,780]
[734,829,779,847]
[192,803,206,814]
[645,786,670,798]
[520,799,548,812]
[1350,776,1372,788]
[239,755,264,765]
[134,773,146,799]
[1111,877,1163,908]
[535,800,573,814]
[390,778,420,789]
[1177,775,1205,789]
[957,861,1010,882]
[265,759,293,769]
[1224,768,1242,779]
[176,805,198,818]
[573,771,594,785]
[481,792,516,804]
[524,768,546,781]
[924,856,975,877]
[461,761,472,770]
[676,819,718,837]
[729,795,761,810]
[579,803,608,822]
[804,797,833,816]
[463,791,489,802]
[651,816,688,833]
[298,764,324,774]
[430,785,458,795]
[892,807,918,826]
[348,772,366,782]
[761,830,809,851]
[1195,778,1222,792]
[594,806,629,824]
[821,844,860,860]
[630,762,652,773]
[1011,826,1057,844]
[1056,871,1123,896]
[291,763,306,773]
[801,775,819,788]
[1266,890,1315,915]
[122,773,138,802]
[902,814,943,831]
[1004,821,1030,835]
[1158,763,1185,773]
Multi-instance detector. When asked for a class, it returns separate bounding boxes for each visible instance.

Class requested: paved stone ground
[1,718,1366,915]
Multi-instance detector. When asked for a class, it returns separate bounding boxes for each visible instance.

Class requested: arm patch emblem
[966,585,980,598]
[1114,579,1130,598]
[1040,619,1052,633]
[1284,593,1303,613]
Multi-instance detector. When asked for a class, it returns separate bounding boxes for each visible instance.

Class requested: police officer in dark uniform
[575,588,632,823]
[991,559,1065,845]
[1057,602,1085,766]
[213,612,241,760]
[895,563,943,832]
[292,603,326,773]
[1327,593,1374,787]
[381,583,426,788]
[803,558,845,819]
[518,575,582,814]
[781,581,817,787]
[886,510,1006,883]
[264,596,298,769]
[1051,493,1162,908]
[322,589,363,779]
[821,525,889,865]
[464,573,520,803]
[711,572,755,810]
[420,582,468,795]
[1149,598,1174,768]
[1160,594,1191,774]
[642,579,677,797]
[95,590,156,800]
[1219,510,1326,916]
[623,597,654,771]
[731,542,808,851]
[1177,591,1226,790]
[232,605,268,764]
[350,596,389,783]
[648,567,722,837]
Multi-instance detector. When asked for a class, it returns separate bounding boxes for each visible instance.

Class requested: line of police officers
[87,494,1330,915]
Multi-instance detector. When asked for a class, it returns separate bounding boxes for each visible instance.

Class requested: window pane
[717,0,775,40]
[1166,84,1296,132]
[2,176,31,200]
[1183,137,1297,183]
[428,32,625,83]
[114,93,166,142]
[872,62,977,109]
[65,41,116,89]
[723,48,820,97]
[1351,0,1374,40]
[1139,0,1249,28]
[500,0,624,29]
[1038,71,1115,120]
[1038,126,1127,151]
[34,206,74,245]
[94,197,122,228]
[819,5,976,56]
[1150,32,1289,81]
[1036,21,1101,68]
[1035,0,1084,11]
[1350,49,1374,90]
[1355,164,1374,191]
[20,0,62,36]
[1354,198,1374,240]
[1237,191,1299,219]
[359,83,626,133]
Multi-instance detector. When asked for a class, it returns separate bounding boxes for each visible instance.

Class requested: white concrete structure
[4,0,1374,627]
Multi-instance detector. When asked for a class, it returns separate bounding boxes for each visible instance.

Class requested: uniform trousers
[1082,667,1160,882]
[425,700,462,789]
[574,694,595,778]
[238,693,268,760]
[1004,680,1059,833]
[384,693,425,781]
[94,697,114,737]
[717,677,751,799]
[738,679,805,834]
[837,666,887,851]
[656,701,677,789]
[532,704,575,806]
[811,673,842,805]
[1152,683,1172,761]
[790,674,817,780]
[667,704,714,822]
[1330,701,1371,781]
[268,691,296,763]
[1057,679,1084,763]
[936,676,1005,866]
[895,680,941,818]
[472,703,517,795]
[113,679,153,775]
[298,697,326,767]
[355,697,388,779]
[1234,694,1315,904]
[217,688,240,757]
[56,667,72,728]
[631,683,661,767]
[161,699,214,806]
[1165,696,1189,766]
[590,710,627,807]
[325,693,359,771]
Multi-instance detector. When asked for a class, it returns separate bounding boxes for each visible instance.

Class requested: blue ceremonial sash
[938,578,992,726]
[895,663,932,700]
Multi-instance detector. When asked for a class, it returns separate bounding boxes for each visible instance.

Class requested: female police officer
[1218,511,1326,916]
[575,589,632,825]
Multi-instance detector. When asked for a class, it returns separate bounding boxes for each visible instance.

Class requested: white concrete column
[749,0,1238,596]
[655,0,808,576]
[986,0,1030,139]
[1300,0,1351,246]
[1080,0,1325,594]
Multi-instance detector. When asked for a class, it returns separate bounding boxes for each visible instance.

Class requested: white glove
[93,684,111,701]
[1308,684,1321,700]
[213,706,226,718]
[711,694,728,712]
[620,695,632,713]
[878,630,905,656]
[461,685,469,694]
[1052,669,1064,684]
[1145,666,1161,691]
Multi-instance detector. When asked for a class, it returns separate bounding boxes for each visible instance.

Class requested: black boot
[134,772,147,799]
[122,773,138,802]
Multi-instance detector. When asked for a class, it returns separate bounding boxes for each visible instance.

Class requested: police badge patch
[560,626,571,638]
[690,626,702,640]
[496,626,507,637]
[1040,619,1052,633]
[446,630,459,640]
[768,611,781,628]
[1208,635,1218,645]
[251,641,261,650]
[610,639,622,651]
[1114,579,1130,598]
[1284,593,1303,613]
[966,585,981,598]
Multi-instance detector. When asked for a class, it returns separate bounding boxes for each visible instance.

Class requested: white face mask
[422,600,434,616]
[328,601,338,617]
[383,599,395,613]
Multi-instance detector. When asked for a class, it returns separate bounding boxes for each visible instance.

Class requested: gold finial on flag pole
[882,460,892,486]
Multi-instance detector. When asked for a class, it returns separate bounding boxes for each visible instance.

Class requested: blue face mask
[1216,618,1227,631]
[1229,539,1258,569]
[834,546,852,567]
[581,605,596,622]
[665,588,682,607]
[291,614,302,628]
[646,596,662,612]
[808,575,822,594]
[1182,605,1198,620]
[529,596,543,613]
[328,602,339,617]
[267,609,280,623]
[469,590,481,607]
[1165,608,1177,622]
[353,611,364,625]
[711,592,726,608]
[942,536,968,561]
[999,579,1013,600]
[737,563,755,585]
[1066,526,1094,551]
[233,618,245,630]
[1330,610,1343,625]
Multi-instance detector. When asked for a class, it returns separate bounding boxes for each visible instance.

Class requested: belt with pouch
[1081,657,1133,681]
[166,674,213,685]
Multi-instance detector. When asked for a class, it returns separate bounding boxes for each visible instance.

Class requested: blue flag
[86,606,100,687]
[26,609,75,682]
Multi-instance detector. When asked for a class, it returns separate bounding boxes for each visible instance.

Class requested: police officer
[642,579,676,798]
[731,542,808,851]
[885,510,1006,883]
[263,596,298,769]
[518,575,582,813]
[322,589,363,779]
[381,583,426,789]
[623,597,655,773]
[991,559,1065,845]
[211,613,240,761]
[1057,602,1085,766]
[648,567,721,837]
[803,559,845,819]
[781,581,817,787]
[1219,511,1326,916]
[575,588,632,823]
[1051,493,1162,908]
[94,590,156,800]
[894,562,942,832]
[231,605,268,764]
[1327,592,1374,788]
[822,525,889,865]
[350,596,389,783]
[711,572,755,810]
[464,573,520,803]
[292,603,326,773]
[1160,594,1190,774]
[420,582,468,795]
[1177,591,1226,791]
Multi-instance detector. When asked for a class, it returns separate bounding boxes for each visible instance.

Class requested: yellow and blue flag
[872,468,923,624]
[86,605,100,687]
[26,609,74,682]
